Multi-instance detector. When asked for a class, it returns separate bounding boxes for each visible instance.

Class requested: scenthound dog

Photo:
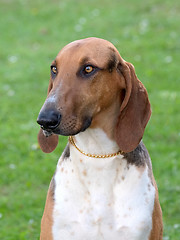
[37,37,163,240]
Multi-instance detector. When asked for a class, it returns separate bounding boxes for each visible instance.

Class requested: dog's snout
[37,110,61,130]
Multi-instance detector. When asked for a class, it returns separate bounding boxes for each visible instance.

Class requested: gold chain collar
[69,136,123,158]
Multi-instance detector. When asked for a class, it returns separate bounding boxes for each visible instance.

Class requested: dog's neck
[73,128,120,157]
[71,101,121,159]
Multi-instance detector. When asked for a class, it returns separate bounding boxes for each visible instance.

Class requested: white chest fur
[52,129,155,240]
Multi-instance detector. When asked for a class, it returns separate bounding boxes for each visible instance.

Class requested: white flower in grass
[8,56,18,63]
[3,85,15,96]
[159,90,177,100]
[0,213,2,218]
[9,164,16,170]
[139,19,149,34]
[31,143,39,150]
[7,90,15,97]
[91,9,100,17]
[78,17,86,25]
[174,224,180,229]
[3,84,10,91]
[164,56,172,63]
[170,31,177,38]
[28,219,34,225]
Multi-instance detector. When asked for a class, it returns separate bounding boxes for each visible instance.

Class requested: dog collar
[69,136,123,158]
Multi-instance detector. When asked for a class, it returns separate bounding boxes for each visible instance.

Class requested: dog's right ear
[38,129,59,153]
[37,78,59,153]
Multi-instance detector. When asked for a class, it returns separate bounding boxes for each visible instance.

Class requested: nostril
[48,115,61,129]
[37,110,61,130]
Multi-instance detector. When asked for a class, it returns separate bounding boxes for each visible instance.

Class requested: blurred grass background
[0,0,179,239]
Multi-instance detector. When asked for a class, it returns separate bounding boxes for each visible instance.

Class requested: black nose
[37,110,61,130]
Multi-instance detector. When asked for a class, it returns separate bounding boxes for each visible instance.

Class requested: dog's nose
[37,110,61,130]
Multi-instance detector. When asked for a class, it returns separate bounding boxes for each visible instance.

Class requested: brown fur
[38,38,151,153]
[37,37,163,239]
[149,178,163,240]
[115,62,151,152]
[40,179,55,240]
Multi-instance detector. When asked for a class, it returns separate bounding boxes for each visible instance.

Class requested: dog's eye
[84,65,94,74]
[51,66,57,75]
[79,65,98,78]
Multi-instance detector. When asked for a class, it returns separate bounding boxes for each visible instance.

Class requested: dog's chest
[52,155,155,240]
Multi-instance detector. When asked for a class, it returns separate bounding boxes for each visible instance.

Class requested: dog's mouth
[42,129,53,137]
[41,117,92,137]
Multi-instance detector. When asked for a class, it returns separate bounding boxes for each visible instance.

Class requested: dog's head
[37,37,151,153]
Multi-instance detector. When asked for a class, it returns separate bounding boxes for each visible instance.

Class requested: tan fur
[149,178,163,240]
[40,180,54,240]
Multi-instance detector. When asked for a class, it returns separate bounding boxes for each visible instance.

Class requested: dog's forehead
[55,38,119,66]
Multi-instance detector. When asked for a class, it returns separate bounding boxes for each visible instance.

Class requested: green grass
[0,0,179,239]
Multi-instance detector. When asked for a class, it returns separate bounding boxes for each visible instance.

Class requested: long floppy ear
[38,129,58,153]
[37,79,59,153]
[115,61,151,153]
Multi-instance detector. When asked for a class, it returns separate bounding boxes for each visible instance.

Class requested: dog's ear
[37,78,59,153]
[38,129,59,153]
[115,60,151,153]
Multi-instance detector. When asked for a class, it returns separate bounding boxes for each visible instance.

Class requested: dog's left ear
[115,60,151,153]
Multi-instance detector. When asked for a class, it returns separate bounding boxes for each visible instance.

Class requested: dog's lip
[41,116,92,137]
[40,122,60,132]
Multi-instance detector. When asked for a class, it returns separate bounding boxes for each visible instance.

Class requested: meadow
[0,0,179,239]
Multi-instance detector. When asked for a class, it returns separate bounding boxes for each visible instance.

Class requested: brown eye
[51,66,57,74]
[84,65,94,74]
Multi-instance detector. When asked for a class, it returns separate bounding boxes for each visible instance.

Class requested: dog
[37,37,163,240]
